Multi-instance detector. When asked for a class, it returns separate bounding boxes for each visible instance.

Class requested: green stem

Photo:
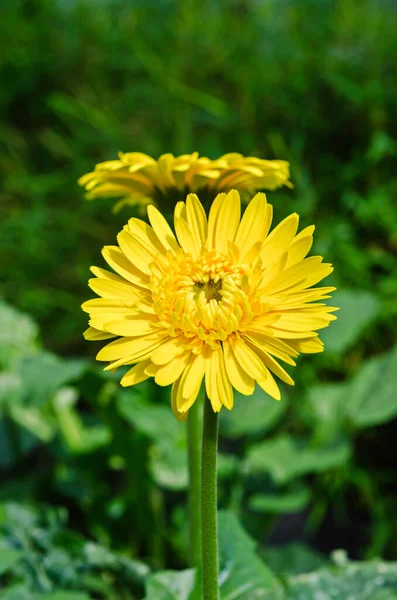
[187,398,202,568]
[201,394,220,600]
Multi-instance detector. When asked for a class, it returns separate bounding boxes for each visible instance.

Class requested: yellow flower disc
[82,190,337,420]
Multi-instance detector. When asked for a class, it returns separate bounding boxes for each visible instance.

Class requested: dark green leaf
[218,511,284,599]
[0,301,39,371]
[287,550,397,599]
[321,290,380,354]
[346,344,397,428]
[248,485,311,514]
[246,435,351,484]
[220,387,287,439]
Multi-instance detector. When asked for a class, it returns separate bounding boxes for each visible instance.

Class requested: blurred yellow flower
[78,151,292,212]
[82,190,336,420]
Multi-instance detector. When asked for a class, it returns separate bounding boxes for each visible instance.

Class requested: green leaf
[53,387,111,454]
[118,390,188,490]
[248,485,311,514]
[0,546,22,575]
[218,511,284,599]
[220,386,287,439]
[16,352,87,407]
[117,388,180,442]
[0,301,39,370]
[144,569,201,600]
[0,374,22,414]
[346,344,397,428]
[261,542,327,577]
[144,512,284,599]
[287,550,397,599]
[149,440,188,491]
[0,585,32,600]
[41,594,92,600]
[305,383,347,442]
[246,435,351,485]
[321,289,380,354]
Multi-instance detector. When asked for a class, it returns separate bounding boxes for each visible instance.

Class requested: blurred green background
[1,0,397,598]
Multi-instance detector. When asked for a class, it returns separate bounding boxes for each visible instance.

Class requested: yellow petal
[288,337,325,354]
[217,348,234,409]
[88,278,139,303]
[260,213,299,267]
[186,193,207,253]
[120,360,151,386]
[244,338,295,386]
[154,350,192,386]
[223,340,255,395]
[171,379,189,422]
[230,338,268,382]
[206,193,226,250]
[127,217,165,255]
[286,225,315,267]
[117,230,154,275]
[98,317,162,337]
[83,327,116,341]
[178,353,206,412]
[102,246,150,288]
[96,331,168,362]
[205,349,223,412]
[147,204,180,252]
[213,189,241,253]
[151,336,187,365]
[174,215,199,256]
[234,192,271,256]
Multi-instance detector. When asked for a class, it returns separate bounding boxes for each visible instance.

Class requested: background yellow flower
[78,152,292,212]
[83,190,336,420]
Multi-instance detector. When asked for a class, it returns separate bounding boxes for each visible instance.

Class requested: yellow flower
[78,151,292,212]
[82,190,337,420]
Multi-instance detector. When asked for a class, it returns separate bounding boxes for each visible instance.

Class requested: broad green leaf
[305,383,347,442]
[246,435,351,484]
[118,390,188,490]
[218,453,239,480]
[321,289,380,354]
[287,550,397,599]
[218,511,284,599]
[16,352,87,407]
[0,301,39,370]
[42,594,91,600]
[220,387,287,439]
[0,374,22,413]
[117,389,180,442]
[0,586,32,600]
[144,569,201,600]
[53,387,111,454]
[248,485,311,514]
[346,344,397,428]
[144,512,284,599]
[0,547,22,575]
[261,542,327,577]
[149,440,188,491]
[9,403,55,442]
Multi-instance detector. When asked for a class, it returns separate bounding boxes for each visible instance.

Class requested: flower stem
[187,398,202,568]
[201,393,220,600]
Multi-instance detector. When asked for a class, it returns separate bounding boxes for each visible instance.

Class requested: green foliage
[286,550,397,600]
[1,0,397,594]
[0,503,149,599]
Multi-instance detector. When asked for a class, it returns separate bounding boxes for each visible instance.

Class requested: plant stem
[201,393,220,600]
[187,398,202,568]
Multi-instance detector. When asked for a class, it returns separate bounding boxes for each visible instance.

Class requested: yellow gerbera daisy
[78,151,292,213]
[82,190,337,420]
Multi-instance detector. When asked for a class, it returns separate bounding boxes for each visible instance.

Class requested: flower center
[149,249,264,349]
[193,278,223,303]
